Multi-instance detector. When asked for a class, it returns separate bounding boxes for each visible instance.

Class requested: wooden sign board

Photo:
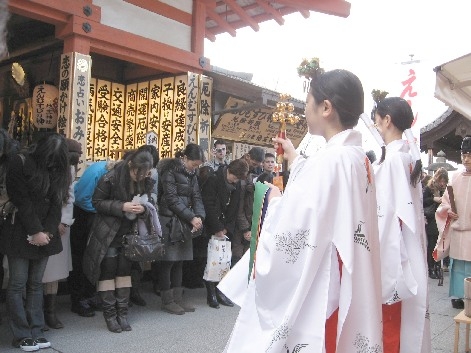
[212,97,307,148]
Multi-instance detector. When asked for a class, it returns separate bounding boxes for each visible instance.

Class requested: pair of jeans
[7,255,48,340]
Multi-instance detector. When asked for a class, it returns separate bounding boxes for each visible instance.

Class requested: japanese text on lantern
[159,77,175,159]
[199,76,212,161]
[135,82,149,148]
[109,83,125,159]
[186,72,199,145]
[93,80,111,160]
[124,83,137,150]
[58,54,72,136]
[172,75,187,156]
[87,78,96,159]
[147,79,162,147]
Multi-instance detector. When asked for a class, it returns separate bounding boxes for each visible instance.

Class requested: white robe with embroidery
[221,130,383,353]
[373,140,431,353]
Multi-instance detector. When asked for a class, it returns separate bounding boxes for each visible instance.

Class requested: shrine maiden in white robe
[221,130,383,353]
[373,139,431,353]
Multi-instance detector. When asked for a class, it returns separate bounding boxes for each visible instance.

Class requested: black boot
[115,287,132,331]
[130,287,146,306]
[428,268,438,279]
[216,286,234,307]
[204,281,219,309]
[44,294,64,329]
[99,290,122,333]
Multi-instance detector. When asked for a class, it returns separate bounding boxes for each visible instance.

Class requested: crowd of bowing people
[0,70,468,352]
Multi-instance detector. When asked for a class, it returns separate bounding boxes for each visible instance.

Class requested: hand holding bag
[203,236,232,282]
[123,201,164,262]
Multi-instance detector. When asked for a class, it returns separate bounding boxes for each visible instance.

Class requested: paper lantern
[32,83,59,128]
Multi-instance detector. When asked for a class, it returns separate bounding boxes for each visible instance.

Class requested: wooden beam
[8,0,101,25]
[56,15,205,74]
[223,0,260,32]
[124,0,192,26]
[192,0,206,57]
[299,9,310,18]
[254,0,284,26]
[205,6,237,37]
[275,0,351,18]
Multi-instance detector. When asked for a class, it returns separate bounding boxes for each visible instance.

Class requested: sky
[204,0,471,162]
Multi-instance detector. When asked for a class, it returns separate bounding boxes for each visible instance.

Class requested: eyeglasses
[215,148,226,153]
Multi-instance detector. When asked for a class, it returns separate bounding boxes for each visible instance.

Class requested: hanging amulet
[276,130,286,164]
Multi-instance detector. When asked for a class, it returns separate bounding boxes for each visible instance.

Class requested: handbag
[168,215,197,242]
[123,202,164,262]
[203,236,232,282]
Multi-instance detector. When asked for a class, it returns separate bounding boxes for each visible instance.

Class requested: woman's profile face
[183,156,202,172]
[305,92,324,135]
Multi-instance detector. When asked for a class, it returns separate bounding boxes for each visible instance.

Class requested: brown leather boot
[99,290,122,333]
[173,287,195,312]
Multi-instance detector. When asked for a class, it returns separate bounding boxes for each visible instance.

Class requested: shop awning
[434,52,471,120]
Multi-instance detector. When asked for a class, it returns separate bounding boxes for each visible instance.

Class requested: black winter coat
[201,166,241,238]
[0,154,62,259]
[83,165,151,284]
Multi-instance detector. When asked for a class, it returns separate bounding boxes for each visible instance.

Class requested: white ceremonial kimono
[373,140,431,353]
[221,130,383,353]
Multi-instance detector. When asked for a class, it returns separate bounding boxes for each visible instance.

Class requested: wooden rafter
[205,5,237,37]
[223,0,260,31]
[253,0,284,25]
[274,0,350,18]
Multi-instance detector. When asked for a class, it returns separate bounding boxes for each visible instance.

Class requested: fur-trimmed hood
[157,158,184,176]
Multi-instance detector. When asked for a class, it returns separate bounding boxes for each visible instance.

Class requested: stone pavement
[0,271,466,353]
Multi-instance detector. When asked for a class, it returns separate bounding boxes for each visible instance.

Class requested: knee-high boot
[44,294,64,329]
[115,276,132,331]
[204,281,219,309]
[98,280,121,333]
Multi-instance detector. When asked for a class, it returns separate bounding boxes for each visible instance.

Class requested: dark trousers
[68,206,97,304]
[158,261,183,291]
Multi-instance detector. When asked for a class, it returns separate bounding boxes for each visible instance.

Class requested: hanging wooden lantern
[32,83,59,128]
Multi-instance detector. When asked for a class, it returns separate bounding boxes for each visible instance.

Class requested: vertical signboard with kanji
[109,83,125,159]
[87,78,96,160]
[172,75,187,156]
[199,75,212,161]
[58,53,72,137]
[159,77,175,159]
[186,72,199,145]
[148,79,162,148]
[94,80,111,161]
[124,83,137,151]
[135,82,149,148]
[70,53,91,175]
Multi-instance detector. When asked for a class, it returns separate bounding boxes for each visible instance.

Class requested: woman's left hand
[58,223,67,236]
[123,202,144,214]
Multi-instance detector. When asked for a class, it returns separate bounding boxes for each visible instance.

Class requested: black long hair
[375,97,422,186]
[114,149,153,198]
[309,69,364,129]
[28,133,70,203]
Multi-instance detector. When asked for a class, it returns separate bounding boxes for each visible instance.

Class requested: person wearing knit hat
[436,135,471,310]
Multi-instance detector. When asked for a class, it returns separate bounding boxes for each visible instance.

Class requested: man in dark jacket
[201,159,248,309]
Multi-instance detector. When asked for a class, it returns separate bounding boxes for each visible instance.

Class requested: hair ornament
[297,58,325,80]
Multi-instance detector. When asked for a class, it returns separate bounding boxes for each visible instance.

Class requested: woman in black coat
[423,167,448,279]
[0,133,70,351]
[154,144,205,315]
[83,150,153,333]
[201,159,248,308]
